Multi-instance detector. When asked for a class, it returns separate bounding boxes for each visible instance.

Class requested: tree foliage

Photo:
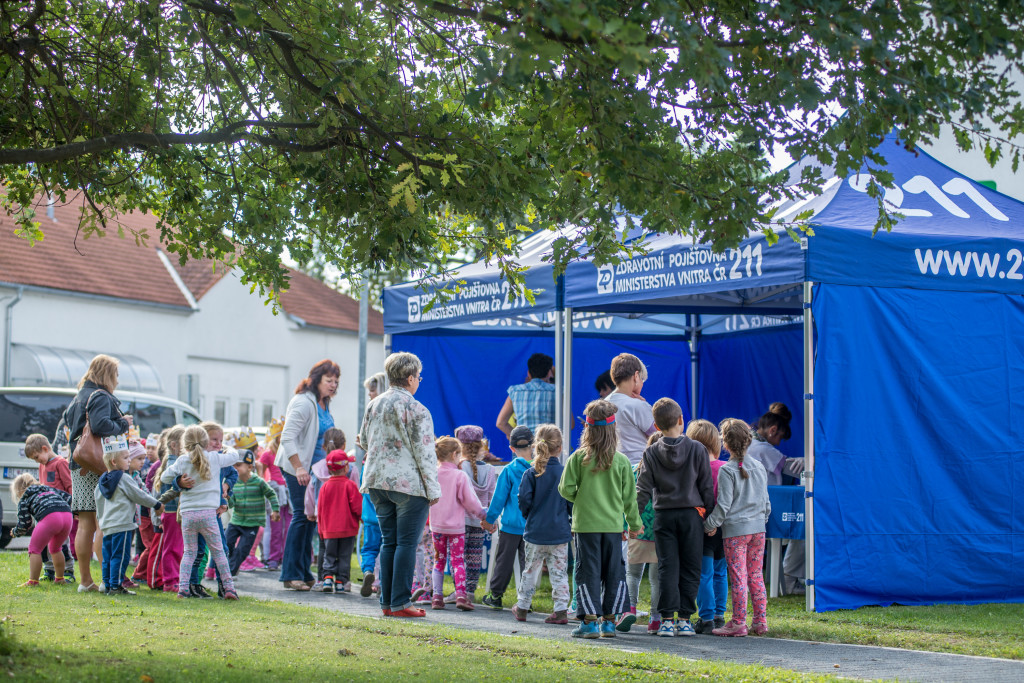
[1,0,1022,298]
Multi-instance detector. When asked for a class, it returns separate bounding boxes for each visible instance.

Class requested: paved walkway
[233,570,1024,682]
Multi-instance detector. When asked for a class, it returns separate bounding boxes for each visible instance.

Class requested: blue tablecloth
[766,485,805,540]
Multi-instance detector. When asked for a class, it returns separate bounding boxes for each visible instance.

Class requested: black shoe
[107,585,136,596]
[43,570,55,582]
[481,594,503,610]
[694,619,716,634]
[64,571,76,583]
[360,572,374,598]
[190,584,213,599]
[217,581,225,599]
[714,616,726,629]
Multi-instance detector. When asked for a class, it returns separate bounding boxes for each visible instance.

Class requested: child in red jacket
[312,449,362,593]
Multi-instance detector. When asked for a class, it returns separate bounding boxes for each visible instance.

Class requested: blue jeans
[697,555,728,621]
[360,521,382,574]
[102,530,133,590]
[281,471,316,583]
[368,489,429,611]
[189,515,228,585]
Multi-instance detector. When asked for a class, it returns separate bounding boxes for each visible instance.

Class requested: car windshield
[0,393,69,443]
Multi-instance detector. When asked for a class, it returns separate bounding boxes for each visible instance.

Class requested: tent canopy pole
[562,307,574,461]
[803,281,816,612]
[554,309,564,438]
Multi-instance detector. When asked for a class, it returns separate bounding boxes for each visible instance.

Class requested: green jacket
[228,475,279,527]
[558,448,642,534]
[632,463,655,542]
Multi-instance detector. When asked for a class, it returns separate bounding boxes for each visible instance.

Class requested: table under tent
[561,135,1024,611]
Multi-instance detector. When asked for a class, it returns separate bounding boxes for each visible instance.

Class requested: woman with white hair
[359,352,440,618]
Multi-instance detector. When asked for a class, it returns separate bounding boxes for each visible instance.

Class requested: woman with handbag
[359,352,441,618]
[62,354,131,592]
[275,359,340,591]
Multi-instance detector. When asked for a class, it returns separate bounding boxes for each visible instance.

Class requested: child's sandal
[19,579,40,588]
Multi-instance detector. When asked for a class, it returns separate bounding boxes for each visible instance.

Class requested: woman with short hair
[62,354,132,592]
[359,352,440,617]
[276,359,339,590]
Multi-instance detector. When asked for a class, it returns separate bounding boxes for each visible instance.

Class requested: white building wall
[0,275,385,441]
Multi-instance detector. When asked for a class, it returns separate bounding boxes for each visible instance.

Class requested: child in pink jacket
[430,436,486,611]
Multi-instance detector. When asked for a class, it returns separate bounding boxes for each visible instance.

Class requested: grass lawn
[468,565,1024,660]
[0,554,831,683]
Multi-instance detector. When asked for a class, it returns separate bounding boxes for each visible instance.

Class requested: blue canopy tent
[382,229,695,458]
[563,135,1024,611]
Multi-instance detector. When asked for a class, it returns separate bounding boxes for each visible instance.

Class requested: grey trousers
[487,531,525,597]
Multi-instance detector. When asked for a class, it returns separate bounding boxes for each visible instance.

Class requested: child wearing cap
[23,433,75,582]
[454,425,496,603]
[310,449,362,593]
[227,451,281,576]
[481,425,533,610]
[95,444,169,595]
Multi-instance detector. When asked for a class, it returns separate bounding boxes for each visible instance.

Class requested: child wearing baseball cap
[309,449,362,593]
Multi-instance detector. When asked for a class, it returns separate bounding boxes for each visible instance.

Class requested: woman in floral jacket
[359,352,441,618]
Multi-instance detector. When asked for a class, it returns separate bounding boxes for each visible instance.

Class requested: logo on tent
[597,265,615,294]
[407,297,421,323]
[848,174,1009,221]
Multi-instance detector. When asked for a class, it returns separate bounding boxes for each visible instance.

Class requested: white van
[0,387,200,547]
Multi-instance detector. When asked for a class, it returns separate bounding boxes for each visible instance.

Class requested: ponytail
[459,441,482,480]
[720,419,752,480]
[182,425,212,481]
[532,424,562,477]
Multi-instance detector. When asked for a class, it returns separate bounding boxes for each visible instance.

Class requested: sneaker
[311,581,326,592]
[431,596,445,610]
[121,578,139,590]
[222,589,239,601]
[647,619,661,634]
[714,616,726,629]
[176,591,192,599]
[64,571,76,583]
[18,580,40,588]
[751,621,768,636]
[511,605,527,622]
[265,561,280,571]
[456,595,475,611]
[694,618,716,634]
[571,620,600,639]
[712,620,747,637]
[481,594,503,610]
[443,591,457,604]
[657,620,676,637]
[361,573,375,597]
[545,610,568,625]
[411,587,429,603]
[599,619,616,638]
[191,584,213,599]
[390,607,426,618]
[339,582,352,593]
[43,570,55,582]
[323,577,335,594]
[615,612,636,633]
[675,619,696,637]
[106,585,136,596]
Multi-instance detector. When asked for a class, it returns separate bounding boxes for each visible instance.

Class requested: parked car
[0,387,200,547]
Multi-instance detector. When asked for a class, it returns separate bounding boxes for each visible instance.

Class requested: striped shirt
[507,378,556,432]
[228,475,279,527]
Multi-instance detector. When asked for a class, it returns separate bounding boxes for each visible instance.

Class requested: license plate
[3,467,36,480]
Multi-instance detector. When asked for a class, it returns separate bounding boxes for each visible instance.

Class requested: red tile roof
[168,257,231,300]
[0,193,192,308]
[278,268,384,335]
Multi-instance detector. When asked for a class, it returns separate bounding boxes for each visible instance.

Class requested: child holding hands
[430,437,486,611]
[703,419,771,637]
[558,400,642,639]
[311,449,361,593]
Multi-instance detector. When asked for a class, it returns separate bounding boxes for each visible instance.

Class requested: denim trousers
[368,488,429,610]
[280,471,316,583]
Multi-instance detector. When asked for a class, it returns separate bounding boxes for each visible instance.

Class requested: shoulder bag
[72,390,119,475]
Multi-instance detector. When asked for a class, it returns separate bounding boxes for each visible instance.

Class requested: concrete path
[233,570,1024,682]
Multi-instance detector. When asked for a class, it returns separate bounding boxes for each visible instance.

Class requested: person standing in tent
[495,353,556,438]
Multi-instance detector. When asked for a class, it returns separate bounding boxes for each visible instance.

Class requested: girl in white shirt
[161,424,242,599]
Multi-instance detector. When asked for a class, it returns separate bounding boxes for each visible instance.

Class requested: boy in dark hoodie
[635,398,715,637]
[94,447,169,595]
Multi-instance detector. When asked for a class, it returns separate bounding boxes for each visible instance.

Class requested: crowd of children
[11,353,777,641]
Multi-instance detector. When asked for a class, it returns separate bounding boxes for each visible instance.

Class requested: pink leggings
[431,532,467,597]
[29,512,73,555]
[178,509,235,595]
[723,532,767,625]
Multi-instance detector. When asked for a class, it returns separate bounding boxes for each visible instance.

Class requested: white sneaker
[675,620,696,637]
[443,591,457,604]
[657,620,676,638]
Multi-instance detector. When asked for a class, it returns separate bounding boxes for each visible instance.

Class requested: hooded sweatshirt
[460,460,497,528]
[484,457,532,536]
[430,462,486,535]
[518,459,571,545]
[95,470,163,536]
[703,458,771,538]
[635,435,715,514]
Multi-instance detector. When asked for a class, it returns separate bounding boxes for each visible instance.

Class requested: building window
[214,398,227,425]
[238,401,251,427]
[262,402,276,426]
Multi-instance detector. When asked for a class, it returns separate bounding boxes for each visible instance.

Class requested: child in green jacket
[558,399,642,639]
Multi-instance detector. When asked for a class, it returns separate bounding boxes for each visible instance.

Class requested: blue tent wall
[812,284,1024,610]
[391,333,691,459]
[697,325,804,460]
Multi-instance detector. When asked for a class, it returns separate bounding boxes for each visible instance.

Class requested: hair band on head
[585,414,616,426]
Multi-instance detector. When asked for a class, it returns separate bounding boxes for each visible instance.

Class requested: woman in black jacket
[62,354,131,592]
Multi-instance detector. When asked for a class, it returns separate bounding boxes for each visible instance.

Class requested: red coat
[316,476,362,538]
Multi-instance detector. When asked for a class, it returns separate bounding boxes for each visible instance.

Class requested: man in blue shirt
[495,353,556,438]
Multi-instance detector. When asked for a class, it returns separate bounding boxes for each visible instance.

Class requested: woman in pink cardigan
[429,436,488,611]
